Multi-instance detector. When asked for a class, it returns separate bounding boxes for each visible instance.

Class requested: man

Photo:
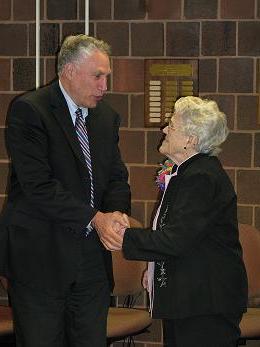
[1,34,130,346]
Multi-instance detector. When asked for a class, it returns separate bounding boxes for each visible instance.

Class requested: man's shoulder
[16,80,59,106]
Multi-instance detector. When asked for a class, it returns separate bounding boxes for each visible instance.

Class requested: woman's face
[159,112,189,163]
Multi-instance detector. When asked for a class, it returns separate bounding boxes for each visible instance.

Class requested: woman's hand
[142,269,148,290]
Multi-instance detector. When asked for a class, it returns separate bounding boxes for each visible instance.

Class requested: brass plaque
[144,59,198,127]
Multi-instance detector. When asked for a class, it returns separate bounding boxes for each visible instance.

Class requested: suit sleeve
[101,114,131,214]
[123,172,217,261]
[6,99,96,226]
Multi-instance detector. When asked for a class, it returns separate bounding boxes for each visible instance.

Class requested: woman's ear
[187,134,198,148]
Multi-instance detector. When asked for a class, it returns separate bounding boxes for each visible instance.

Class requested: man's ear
[63,63,75,81]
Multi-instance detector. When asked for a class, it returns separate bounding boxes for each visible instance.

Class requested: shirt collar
[59,80,88,118]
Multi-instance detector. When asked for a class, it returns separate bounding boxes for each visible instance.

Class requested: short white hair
[57,34,111,76]
[174,96,229,156]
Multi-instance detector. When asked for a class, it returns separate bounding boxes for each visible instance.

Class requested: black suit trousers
[163,313,242,347]
[9,231,110,347]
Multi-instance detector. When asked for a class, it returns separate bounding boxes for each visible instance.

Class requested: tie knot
[75,108,83,118]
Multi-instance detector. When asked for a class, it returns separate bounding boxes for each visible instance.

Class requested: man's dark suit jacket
[0,80,130,293]
[123,154,248,319]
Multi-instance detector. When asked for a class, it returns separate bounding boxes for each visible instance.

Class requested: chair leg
[237,338,246,345]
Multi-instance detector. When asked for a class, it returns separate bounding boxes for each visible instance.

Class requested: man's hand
[112,213,129,237]
[91,211,129,250]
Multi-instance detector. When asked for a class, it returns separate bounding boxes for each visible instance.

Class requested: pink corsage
[155,159,175,191]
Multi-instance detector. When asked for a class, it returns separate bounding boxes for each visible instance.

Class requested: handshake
[91,211,130,251]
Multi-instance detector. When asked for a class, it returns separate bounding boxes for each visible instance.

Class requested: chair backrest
[112,217,147,296]
[0,276,8,290]
[239,223,260,298]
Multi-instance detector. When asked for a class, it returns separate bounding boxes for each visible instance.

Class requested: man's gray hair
[57,34,111,75]
[174,96,229,156]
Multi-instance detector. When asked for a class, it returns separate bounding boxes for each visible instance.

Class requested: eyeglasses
[167,120,177,131]
[167,119,184,133]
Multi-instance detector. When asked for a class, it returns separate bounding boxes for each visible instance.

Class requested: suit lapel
[86,108,101,187]
[50,82,86,166]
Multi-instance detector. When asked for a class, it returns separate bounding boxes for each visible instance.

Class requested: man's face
[67,50,111,108]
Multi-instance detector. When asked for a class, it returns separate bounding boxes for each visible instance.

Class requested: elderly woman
[121,96,248,347]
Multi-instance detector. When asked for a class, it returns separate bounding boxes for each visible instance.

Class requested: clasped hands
[91,211,129,251]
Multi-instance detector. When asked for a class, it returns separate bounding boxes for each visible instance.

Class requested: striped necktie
[75,108,94,234]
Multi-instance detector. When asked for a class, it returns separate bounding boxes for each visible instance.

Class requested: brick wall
[0,0,260,345]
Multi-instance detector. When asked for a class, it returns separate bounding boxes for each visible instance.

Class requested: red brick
[184,0,218,18]
[238,22,260,56]
[0,0,11,20]
[62,23,94,41]
[130,166,159,200]
[97,23,129,56]
[103,94,129,128]
[237,170,260,204]
[114,0,146,20]
[13,0,38,20]
[237,96,260,130]
[0,128,8,160]
[29,23,60,56]
[199,59,217,93]
[166,22,200,57]
[80,0,111,20]
[219,133,252,167]
[219,58,254,93]
[0,59,10,91]
[131,201,145,227]
[131,23,164,57]
[148,0,181,19]
[0,94,17,127]
[47,0,77,19]
[0,163,9,194]
[221,0,255,19]
[13,59,44,91]
[45,58,57,85]
[113,59,144,93]
[204,95,235,130]
[202,22,236,56]
[130,95,145,128]
[238,206,253,225]
[255,134,260,167]
[119,130,145,164]
[0,24,27,56]
[147,131,165,165]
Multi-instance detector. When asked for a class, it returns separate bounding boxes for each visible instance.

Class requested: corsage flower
[155,159,175,191]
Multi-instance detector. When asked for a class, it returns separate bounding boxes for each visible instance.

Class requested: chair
[0,276,14,345]
[0,218,152,346]
[238,223,260,345]
[107,217,152,345]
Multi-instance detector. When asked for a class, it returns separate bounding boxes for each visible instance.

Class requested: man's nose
[99,76,107,92]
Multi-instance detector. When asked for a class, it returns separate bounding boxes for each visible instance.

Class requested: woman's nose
[163,126,168,135]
